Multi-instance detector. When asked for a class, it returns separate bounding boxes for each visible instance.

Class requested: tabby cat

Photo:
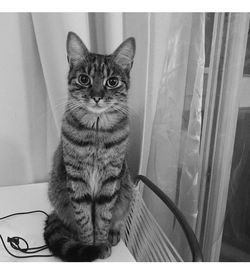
[43,31,136,262]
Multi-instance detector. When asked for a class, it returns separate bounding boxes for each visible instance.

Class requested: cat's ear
[112,37,136,71]
[66,31,89,65]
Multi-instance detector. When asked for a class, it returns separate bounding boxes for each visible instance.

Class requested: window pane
[243,21,250,76]
[220,108,250,261]
[205,13,215,68]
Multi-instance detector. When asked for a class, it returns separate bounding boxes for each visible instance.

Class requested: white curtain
[0,12,205,260]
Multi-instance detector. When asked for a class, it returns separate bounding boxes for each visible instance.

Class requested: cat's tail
[44,212,102,262]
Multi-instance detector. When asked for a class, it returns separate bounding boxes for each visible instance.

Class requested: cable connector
[7,237,19,246]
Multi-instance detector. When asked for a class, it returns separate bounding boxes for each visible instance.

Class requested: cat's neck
[63,108,129,132]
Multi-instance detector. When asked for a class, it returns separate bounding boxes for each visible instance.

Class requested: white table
[0,182,135,262]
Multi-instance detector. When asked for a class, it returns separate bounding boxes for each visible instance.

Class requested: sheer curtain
[142,13,205,260]
[0,12,204,260]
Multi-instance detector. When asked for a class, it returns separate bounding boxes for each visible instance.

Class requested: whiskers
[111,102,137,119]
[64,101,83,115]
[111,104,128,115]
[53,96,69,113]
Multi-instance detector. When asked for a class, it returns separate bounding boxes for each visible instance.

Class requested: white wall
[0,13,48,186]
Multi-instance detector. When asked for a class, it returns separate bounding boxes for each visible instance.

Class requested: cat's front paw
[108,229,120,246]
[98,243,112,259]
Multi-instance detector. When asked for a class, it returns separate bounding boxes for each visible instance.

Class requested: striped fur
[44,32,136,262]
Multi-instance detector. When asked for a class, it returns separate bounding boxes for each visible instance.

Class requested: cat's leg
[66,179,95,245]
[108,172,135,246]
[94,179,126,258]
[94,197,116,259]
[48,142,76,230]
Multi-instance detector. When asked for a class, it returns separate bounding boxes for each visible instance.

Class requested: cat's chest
[63,133,115,167]
[89,167,99,196]
[64,146,103,196]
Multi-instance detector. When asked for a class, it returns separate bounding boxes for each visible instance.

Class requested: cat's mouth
[87,105,109,114]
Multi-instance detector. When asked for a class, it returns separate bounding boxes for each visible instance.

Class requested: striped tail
[44,212,101,262]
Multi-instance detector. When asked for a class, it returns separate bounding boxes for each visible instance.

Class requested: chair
[121,175,203,262]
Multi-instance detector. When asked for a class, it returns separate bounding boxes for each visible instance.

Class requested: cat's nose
[92,97,101,104]
[90,89,104,103]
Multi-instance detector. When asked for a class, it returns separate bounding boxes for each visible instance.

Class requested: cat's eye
[78,74,91,87]
[106,77,120,88]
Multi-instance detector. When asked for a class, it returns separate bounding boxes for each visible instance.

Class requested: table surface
[0,182,135,262]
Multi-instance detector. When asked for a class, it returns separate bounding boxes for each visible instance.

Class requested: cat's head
[66,31,135,116]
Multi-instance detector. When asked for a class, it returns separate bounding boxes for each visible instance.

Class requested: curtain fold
[0,13,48,186]
[175,12,205,232]
[88,13,123,53]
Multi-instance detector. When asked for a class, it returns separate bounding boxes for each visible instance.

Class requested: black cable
[0,210,49,220]
[0,210,54,259]
[134,175,204,262]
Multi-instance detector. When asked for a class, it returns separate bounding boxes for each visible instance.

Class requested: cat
[43,31,136,262]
